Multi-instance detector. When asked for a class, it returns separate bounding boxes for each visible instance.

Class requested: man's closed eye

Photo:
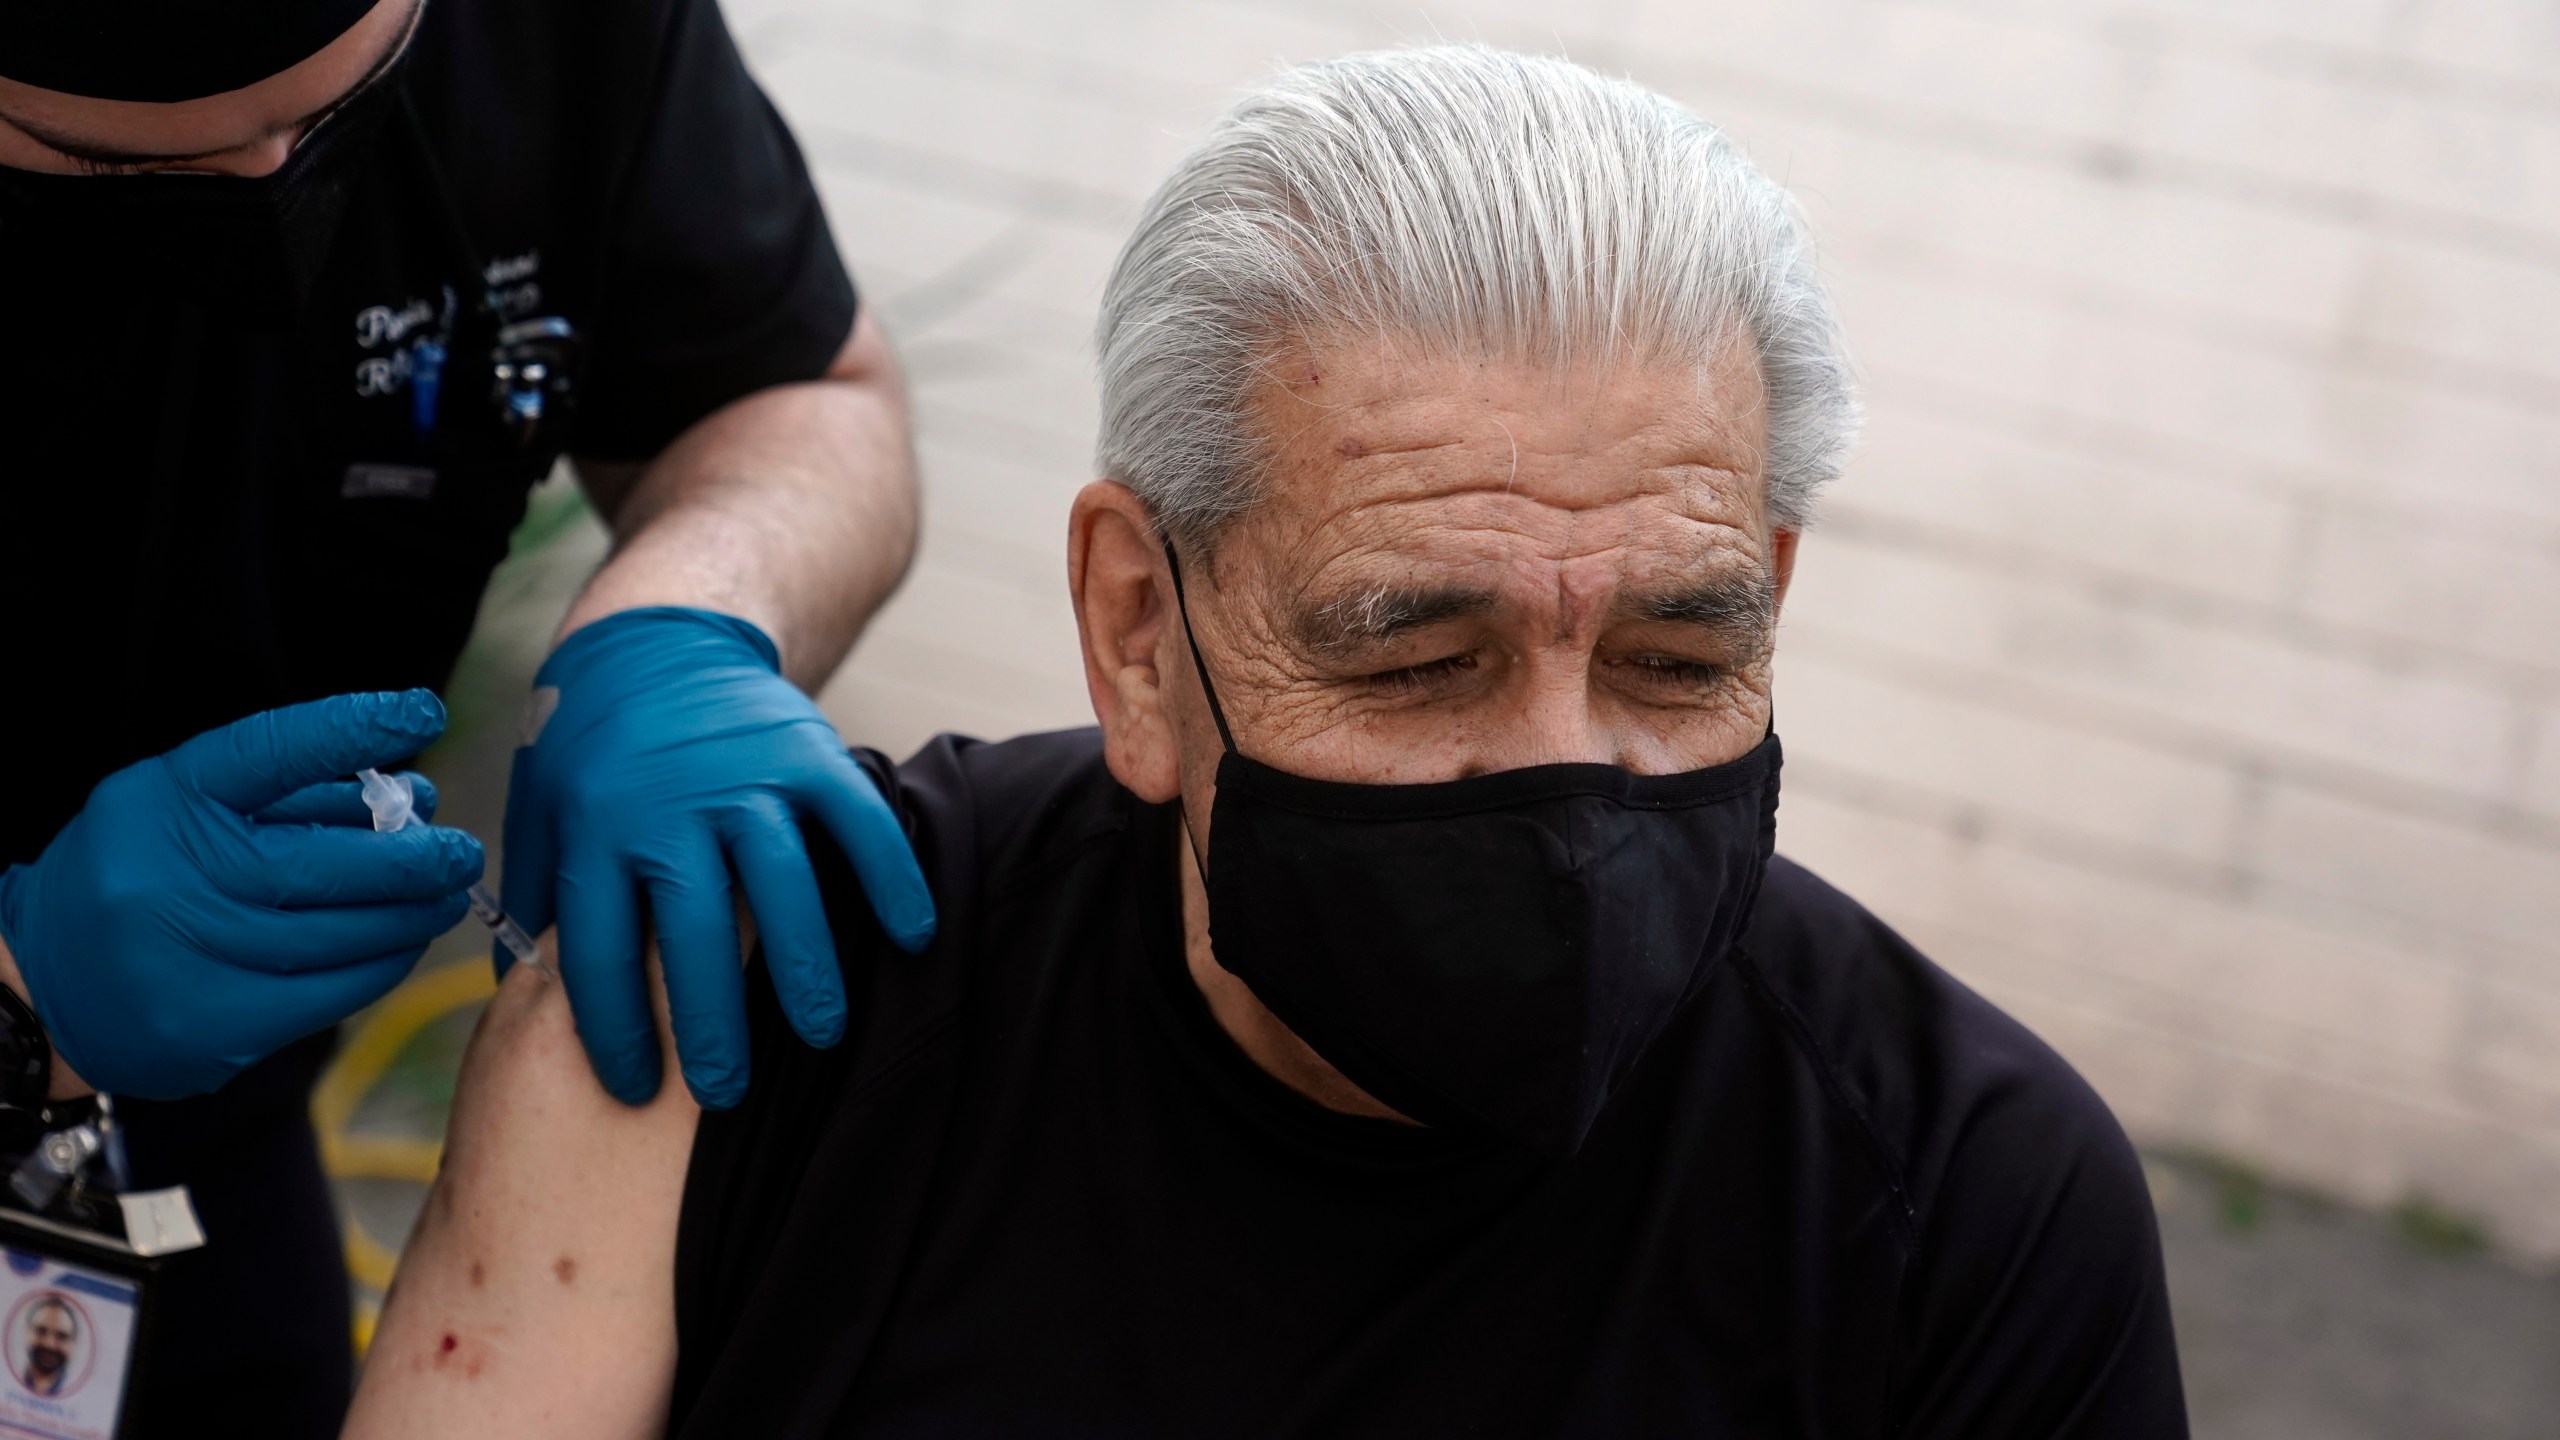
[1366,652,1482,695]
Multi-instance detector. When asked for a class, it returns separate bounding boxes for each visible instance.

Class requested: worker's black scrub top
[674,730,2190,1438]
[0,0,857,1432]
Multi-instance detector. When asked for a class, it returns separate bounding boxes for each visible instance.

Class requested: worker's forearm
[560,325,919,692]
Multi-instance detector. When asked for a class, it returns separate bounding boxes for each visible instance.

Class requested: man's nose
[1453,659,1617,776]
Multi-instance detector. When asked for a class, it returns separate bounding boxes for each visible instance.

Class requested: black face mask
[0,60,403,324]
[1168,546,1781,1160]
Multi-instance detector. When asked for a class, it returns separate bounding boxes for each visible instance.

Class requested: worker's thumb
[496,740,561,973]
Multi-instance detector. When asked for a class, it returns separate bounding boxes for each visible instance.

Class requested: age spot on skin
[554,1255,578,1285]
[468,1261,485,1289]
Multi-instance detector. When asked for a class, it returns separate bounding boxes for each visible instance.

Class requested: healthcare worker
[0,0,935,1431]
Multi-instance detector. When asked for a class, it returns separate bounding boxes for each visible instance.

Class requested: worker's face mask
[1166,546,1781,1160]
[0,61,404,325]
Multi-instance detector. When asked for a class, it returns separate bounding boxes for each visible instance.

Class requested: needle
[355,768,551,979]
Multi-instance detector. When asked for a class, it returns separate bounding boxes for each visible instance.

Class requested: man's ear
[1068,480,1183,803]
[1770,526,1800,615]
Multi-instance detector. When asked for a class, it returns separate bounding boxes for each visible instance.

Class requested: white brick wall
[2527,710,2560,819]
[742,0,2560,1256]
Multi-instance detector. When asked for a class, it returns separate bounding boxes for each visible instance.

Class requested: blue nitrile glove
[0,691,483,1100]
[500,607,935,1109]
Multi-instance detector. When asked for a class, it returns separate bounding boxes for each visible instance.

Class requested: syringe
[355,768,549,978]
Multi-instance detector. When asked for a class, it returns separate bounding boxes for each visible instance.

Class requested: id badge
[0,1207,162,1439]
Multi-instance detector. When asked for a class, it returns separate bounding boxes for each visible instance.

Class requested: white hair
[1095,45,1858,556]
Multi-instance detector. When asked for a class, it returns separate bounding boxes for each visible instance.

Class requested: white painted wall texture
[722,0,2560,1256]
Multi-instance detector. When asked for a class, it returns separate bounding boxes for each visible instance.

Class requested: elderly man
[347,47,2185,1439]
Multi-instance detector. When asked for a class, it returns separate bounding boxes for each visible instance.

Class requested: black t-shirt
[674,731,2188,1438]
[0,0,856,866]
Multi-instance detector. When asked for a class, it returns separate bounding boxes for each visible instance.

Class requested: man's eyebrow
[1632,568,1778,637]
[3,0,424,168]
[1292,583,1497,654]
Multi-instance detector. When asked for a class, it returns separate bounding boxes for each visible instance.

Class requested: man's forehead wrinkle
[1259,369,1741,458]
[1255,418,1760,532]
[1275,464,1760,551]
[1235,344,1778,602]
[1296,494,1763,572]
[1334,436,1470,462]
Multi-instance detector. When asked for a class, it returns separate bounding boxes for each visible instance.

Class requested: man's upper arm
[1888,1066,2189,1439]
[343,952,700,1439]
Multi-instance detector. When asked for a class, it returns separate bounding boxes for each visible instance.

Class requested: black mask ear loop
[1163,541,1240,757]
[1163,541,1238,887]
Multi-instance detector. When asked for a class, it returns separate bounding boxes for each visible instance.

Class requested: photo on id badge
[0,1248,136,1440]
